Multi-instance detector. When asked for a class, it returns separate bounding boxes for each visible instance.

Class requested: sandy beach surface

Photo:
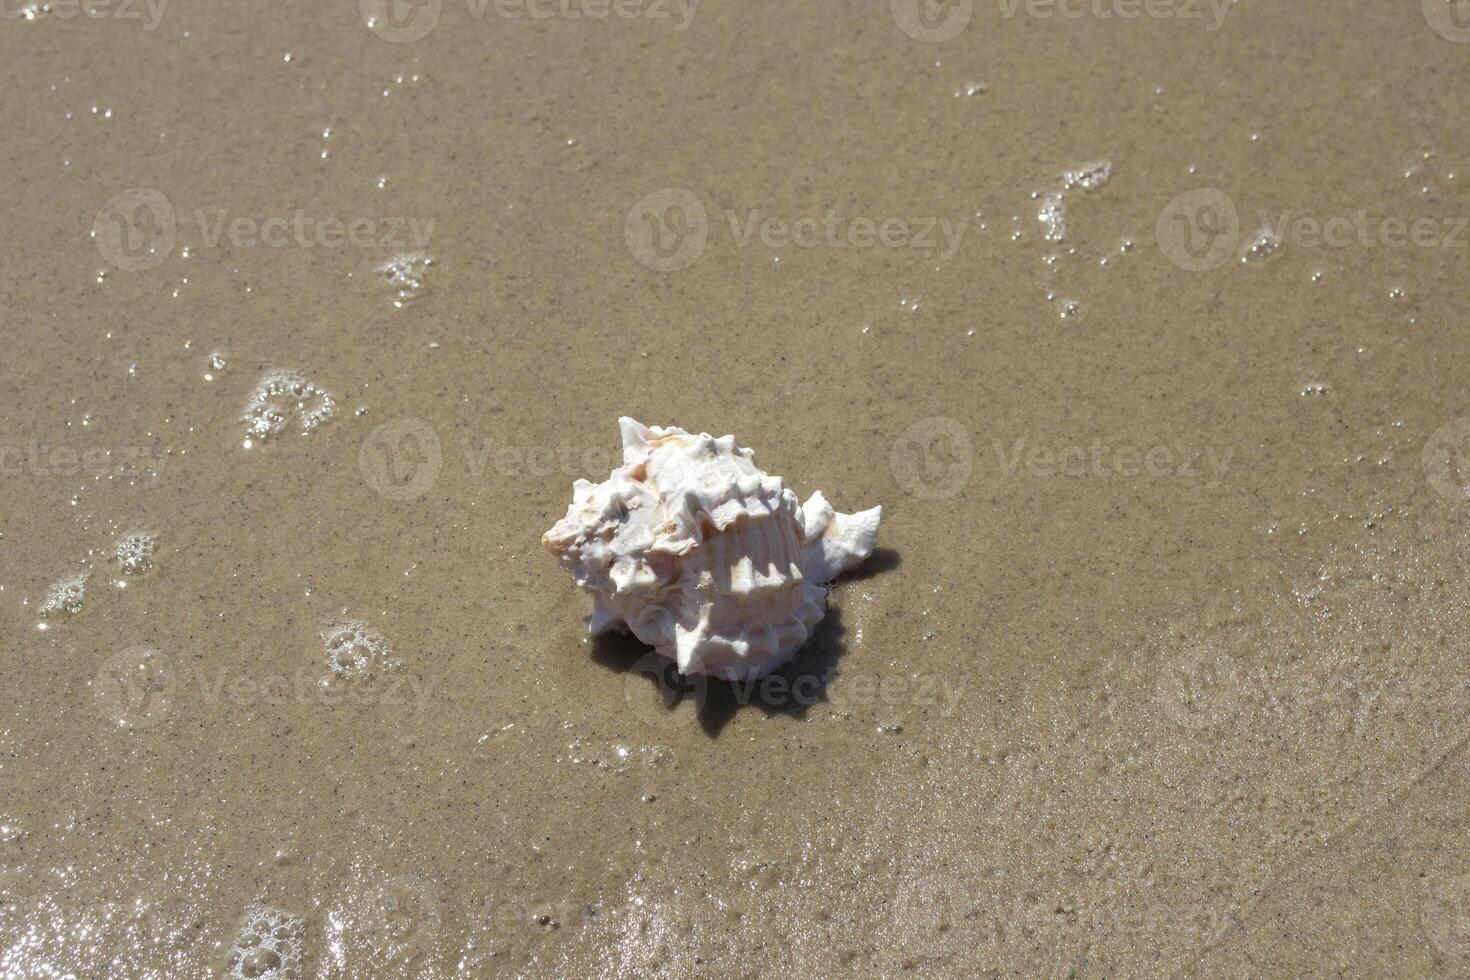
[1,0,1468,976]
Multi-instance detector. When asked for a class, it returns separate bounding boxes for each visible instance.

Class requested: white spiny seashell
[543,418,882,681]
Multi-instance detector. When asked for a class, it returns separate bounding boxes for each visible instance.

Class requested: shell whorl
[543,418,881,681]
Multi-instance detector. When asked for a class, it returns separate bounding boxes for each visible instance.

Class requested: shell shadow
[842,546,900,583]
[699,603,848,735]
[590,606,849,737]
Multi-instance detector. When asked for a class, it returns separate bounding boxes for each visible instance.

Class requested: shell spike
[618,417,653,464]
[673,624,706,676]
[588,598,624,635]
[801,498,881,583]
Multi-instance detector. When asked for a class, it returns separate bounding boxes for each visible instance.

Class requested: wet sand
[1,0,1468,976]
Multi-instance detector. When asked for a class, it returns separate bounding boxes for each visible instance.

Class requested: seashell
[543,418,882,681]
